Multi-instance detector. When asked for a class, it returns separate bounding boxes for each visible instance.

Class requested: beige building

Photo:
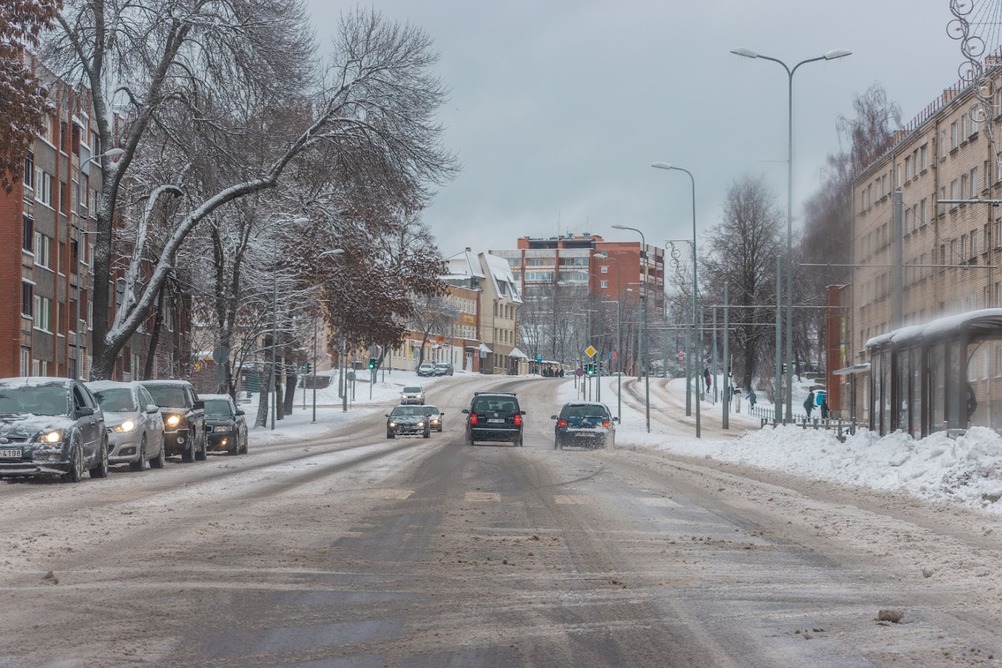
[849,61,1002,423]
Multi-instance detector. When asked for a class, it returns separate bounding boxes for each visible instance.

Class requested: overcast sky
[305,1,967,257]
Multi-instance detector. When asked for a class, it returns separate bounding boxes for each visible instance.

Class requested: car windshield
[391,406,421,417]
[403,387,421,393]
[203,399,233,417]
[143,385,186,407]
[422,406,440,415]
[0,384,69,417]
[473,397,517,413]
[93,388,137,412]
[562,405,609,419]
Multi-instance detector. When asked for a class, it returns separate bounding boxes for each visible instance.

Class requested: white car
[400,386,425,405]
[417,363,436,377]
[87,380,167,471]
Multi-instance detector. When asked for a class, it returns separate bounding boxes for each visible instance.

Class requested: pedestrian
[966,383,977,426]
[747,389,757,409]
[820,398,829,420]
[703,367,711,392]
[803,391,815,419]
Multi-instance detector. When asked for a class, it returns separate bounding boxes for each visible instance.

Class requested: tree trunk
[255,361,271,428]
[283,367,297,414]
[143,287,165,381]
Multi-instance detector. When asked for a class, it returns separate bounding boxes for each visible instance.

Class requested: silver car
[88,380,167,471]
[400,385,425,405]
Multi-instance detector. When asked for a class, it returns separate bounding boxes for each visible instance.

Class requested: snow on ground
[262,368,1002,516]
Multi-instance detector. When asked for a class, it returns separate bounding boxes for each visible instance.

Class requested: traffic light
[304,362,311,373]
[368,357,377,370]
[585,363,595,376]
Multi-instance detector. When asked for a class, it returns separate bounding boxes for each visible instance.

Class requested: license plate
[0,448,22,458]
[487,418,505,423]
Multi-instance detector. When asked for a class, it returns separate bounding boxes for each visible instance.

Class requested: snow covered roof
[866,308,1002,350]
[443,249,486,281]
[482,252,522,304]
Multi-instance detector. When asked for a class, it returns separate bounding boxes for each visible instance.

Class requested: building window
[22,215,33,252]
[23,153,33,189]
[951,121,959,149]
[920,143,929,170]
[21,282,32,317]
[34,232,51,268]
[33,295,51,332]
[19,347,30,376]
[970,167,979,197]
[972,229,979,258]
[34,169,52,206]
[920,198,927,226]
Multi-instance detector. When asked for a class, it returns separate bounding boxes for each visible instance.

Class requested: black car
[0,377,109,482]
[462,391,524,446]
[139,380,206,462]
[552,401,617,450]
[386,405,431,438]
[201,393,248,455]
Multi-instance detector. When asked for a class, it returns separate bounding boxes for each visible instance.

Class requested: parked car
[138,380,206,463]
[88,380,167,471]
[420,404,444,432]
[552,401,617,450]
[201,393,248,455]
[386,405,431,438]
[462,391,524,446]
[433,362,454,376]
[400,385,425,405]
[0,377,109,482]
[416,362,436,377]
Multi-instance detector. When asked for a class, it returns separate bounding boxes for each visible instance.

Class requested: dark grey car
[386,405,431,438]
[138,380,206,463]
[0,377,109,482]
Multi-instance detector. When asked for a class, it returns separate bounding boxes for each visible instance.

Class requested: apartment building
[848,59,1002,422]
[0,54,104,379]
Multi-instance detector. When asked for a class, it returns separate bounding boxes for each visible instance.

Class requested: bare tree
[42,4,456,379]
[0,0,59,192]
[700,175,783,393]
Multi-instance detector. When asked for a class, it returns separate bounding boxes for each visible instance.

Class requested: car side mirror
[146,404,159,414]
[461,408,469,414]
[612,417,620,422]
[235,409,245,416]
[550,415,558,420]
[193,400,204,410]
[77,406,95,417]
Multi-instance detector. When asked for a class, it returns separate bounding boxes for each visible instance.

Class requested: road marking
[554,495,589,505]
[380,489,414,500]
[639,497,681,508]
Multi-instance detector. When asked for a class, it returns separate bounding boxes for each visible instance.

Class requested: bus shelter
[865,308,1002,437]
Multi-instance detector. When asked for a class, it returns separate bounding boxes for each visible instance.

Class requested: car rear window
[473,397,518,413]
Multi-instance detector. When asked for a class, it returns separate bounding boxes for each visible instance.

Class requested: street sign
[536,354,543,363]
[575,367,585,377]
[585,345,597,358]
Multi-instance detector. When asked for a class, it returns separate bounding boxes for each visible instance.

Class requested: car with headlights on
[201,393,248,455]
[419,404,444,432]
[138,380,206,463]
[400,385,425,405]
[0,377,109,482]
[386,405,431,438]
[88,380,166,471]
[552,401,617,450]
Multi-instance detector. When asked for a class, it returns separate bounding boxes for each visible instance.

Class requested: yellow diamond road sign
[585,345,597,358]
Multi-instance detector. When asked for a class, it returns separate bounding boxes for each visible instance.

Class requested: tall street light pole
[731,46,850,422]
[594,251,623,423]
[612,224,650,433]
[652,162,701,438]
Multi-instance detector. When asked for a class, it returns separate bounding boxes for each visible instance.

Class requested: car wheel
[62,441,84,483]
[130,436,148,472]
[181,441,195,463]
[239,432,248,455]
[554,438,560,450]
[423,429,430,439]
[515,436,524,447]
[387,431,395,439]
[198,430,210,462]
[150,438,166,469]
[89,437,109,479]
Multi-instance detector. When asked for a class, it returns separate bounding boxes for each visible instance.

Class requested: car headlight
[417,420,426,428]
[388,421,397,428]
[165,414,182,429]
[113,420,137,433]
[37,430,65,445]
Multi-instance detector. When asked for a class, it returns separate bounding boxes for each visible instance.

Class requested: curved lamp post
[594,252,623,423]
[651,162,701,438]
[730,46,851,422]
[611,224,650,433]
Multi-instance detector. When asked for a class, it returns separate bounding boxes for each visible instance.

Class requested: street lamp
[313,248,345,423]
[651,162,701,438]
[611,224,650,433]
[731,46,851,422]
